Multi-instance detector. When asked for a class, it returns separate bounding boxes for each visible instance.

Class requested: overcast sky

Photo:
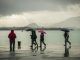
[0,0,80,27]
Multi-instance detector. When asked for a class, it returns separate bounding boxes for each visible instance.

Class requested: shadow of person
[64,45,71,57]
[40,46,46,54]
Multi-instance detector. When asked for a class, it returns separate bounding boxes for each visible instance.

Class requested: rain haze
[0,0,80,58]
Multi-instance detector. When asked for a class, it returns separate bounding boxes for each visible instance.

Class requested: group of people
[8,29,71,52]
[30,30,46,49]
[8,29,46,52]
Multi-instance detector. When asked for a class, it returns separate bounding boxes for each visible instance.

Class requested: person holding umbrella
[63,30,71,46]
[30,30,38,48]
[38,29,46,48]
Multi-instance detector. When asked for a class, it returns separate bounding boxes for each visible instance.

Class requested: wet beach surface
[0,31,80,60]
[0,50,80,60]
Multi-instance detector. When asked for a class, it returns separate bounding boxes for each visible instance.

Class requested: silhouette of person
[30,30,38,48]
[40,32,46,48]
[64,30,71,46]
[8,30,16,52]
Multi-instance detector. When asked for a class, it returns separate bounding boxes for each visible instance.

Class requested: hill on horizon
[51,16,80,29]
[27,23,42,28]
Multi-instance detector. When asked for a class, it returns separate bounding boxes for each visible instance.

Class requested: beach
[0,30,80,60]
[0,50,80,60]
[0,0,80,59]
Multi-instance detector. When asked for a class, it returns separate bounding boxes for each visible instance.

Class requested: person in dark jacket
[64,30,71,46]
[8,30,16,52]
[30,30,38,48]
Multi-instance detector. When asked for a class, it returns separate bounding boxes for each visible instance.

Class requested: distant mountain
[27,23,41,28]
[51,16,80,29]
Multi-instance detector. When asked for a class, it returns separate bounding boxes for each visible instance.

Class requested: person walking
[38,29,46,48]
[40,32,46,47]
[30,30,38,48]
[8,30,16,52]
[64,30,71,46]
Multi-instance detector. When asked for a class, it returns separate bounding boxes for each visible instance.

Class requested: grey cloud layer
[0,0,80,16]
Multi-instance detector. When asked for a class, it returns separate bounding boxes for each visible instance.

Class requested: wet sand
[0,50,80,60]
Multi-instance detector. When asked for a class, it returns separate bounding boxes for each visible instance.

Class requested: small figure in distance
[8,30,16,52]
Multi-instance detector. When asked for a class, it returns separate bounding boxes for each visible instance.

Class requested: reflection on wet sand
[30,45,38,56]
[30,45,46,56]
[9,52,21,60]
[64,45,71,57]
[40,46,46,54]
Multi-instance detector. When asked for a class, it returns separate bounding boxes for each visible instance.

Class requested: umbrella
[60,28,70,32]
[38,29,46,34]
[26,28,35,31]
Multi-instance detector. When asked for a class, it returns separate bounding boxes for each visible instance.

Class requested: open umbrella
[61,28,70,32]
[38,29,46,34]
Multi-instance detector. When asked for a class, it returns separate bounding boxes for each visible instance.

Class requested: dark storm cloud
[0,0,80,16]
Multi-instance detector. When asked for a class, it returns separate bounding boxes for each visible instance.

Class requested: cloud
[0,14,29,27]
[0,0,80,27]
[65,4,80,16]
[0,0,80,16]
[0,10,79,27]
